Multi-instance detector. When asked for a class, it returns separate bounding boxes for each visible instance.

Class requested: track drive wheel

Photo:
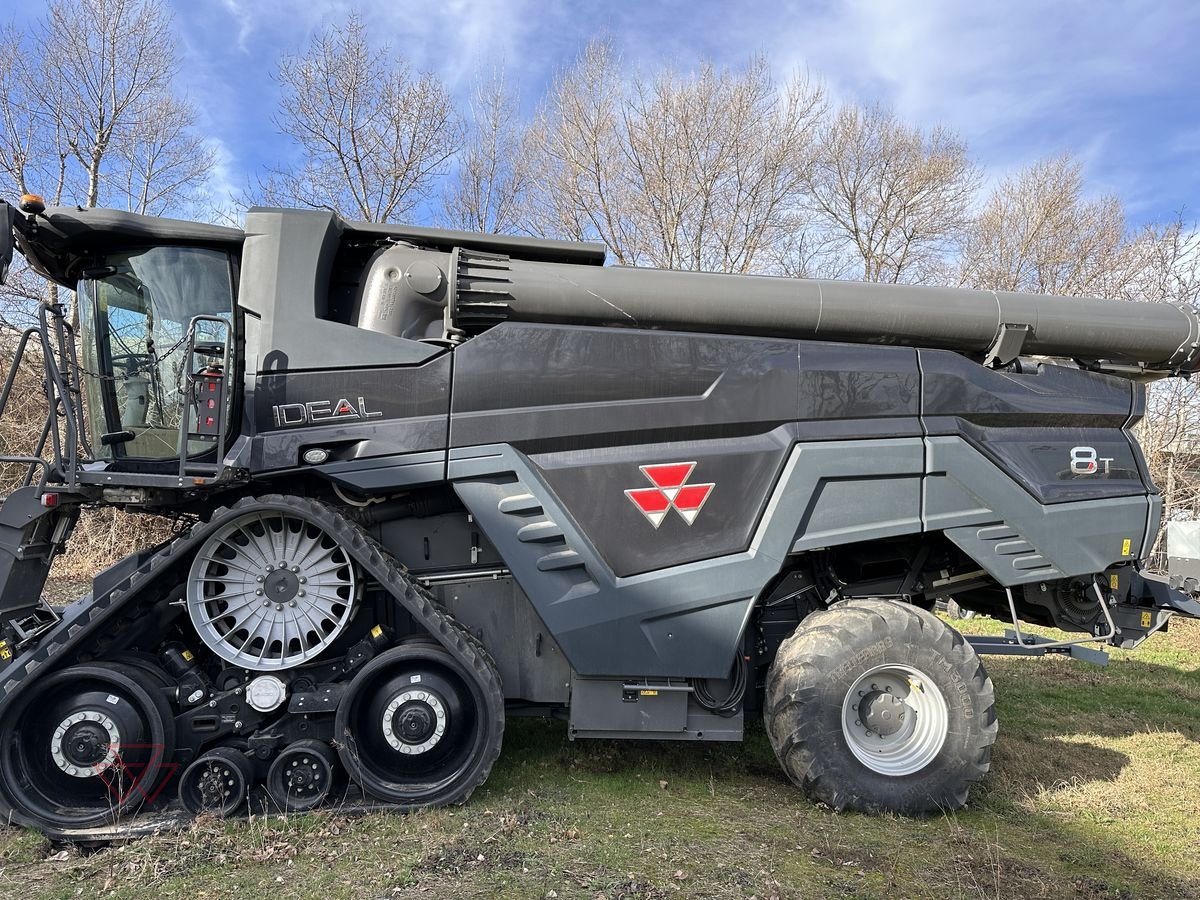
[267,739,340,812]
[335,641,503,808]
[764,599,997,815]
[0,664,176,830]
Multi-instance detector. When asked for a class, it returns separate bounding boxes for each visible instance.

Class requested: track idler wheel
[0,664,176,830]
[335,642,503,808]
[178,747,255,817]
[267,739,339,812]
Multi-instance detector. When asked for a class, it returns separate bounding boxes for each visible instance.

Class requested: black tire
[335,641,503,808]
[0,664,176,829]
[764,599,997,815]
[266,739,340,813]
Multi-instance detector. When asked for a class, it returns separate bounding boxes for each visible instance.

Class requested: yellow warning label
[181,649,194,662]
[1110,574,1120,590]
[0,648,9,661]
[639,690,659,697]
[1141,611,1152,628]
[370,625,384,639]
[1121,538,1132,556]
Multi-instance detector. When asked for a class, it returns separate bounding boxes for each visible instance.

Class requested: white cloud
[166,0,1199,225]
[740,0,1200,220]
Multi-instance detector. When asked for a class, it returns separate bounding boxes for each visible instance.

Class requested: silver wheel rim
[840,664,948,776]
[50,711,120,778]
[381,689,448,755]
[187,511,360,671]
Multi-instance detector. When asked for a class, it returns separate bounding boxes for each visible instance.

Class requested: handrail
[0,303,92,494]
[0,327,37,420]
[175,315,232,480]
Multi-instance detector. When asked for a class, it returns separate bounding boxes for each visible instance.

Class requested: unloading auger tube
[375,245,1200,374]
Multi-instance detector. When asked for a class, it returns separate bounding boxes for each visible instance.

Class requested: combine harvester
[0,194,1196,837]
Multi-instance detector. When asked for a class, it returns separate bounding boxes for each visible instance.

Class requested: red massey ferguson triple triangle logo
[624,462,715,529]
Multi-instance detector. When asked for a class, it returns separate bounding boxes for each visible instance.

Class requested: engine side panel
[927,437,1150,583]
[449,438,925,678]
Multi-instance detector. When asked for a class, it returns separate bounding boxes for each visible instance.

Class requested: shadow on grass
[481,655,1200,898]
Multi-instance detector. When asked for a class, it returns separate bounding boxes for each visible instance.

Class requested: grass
[1,616,1197,899]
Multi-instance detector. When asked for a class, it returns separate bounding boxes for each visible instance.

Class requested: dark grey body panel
[320,449,447,491]
[435,579,572,704]
[241,354,452,476]
[798,343,920,421]
[449,323,799,450]
[530,431,790,576]
[252,356,451,433]
[239,209,441,372]
[919,350,1147,503]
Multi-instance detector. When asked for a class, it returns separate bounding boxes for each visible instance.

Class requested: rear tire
[764,599,997,815]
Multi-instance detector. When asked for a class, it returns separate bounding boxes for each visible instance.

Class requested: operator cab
[77,245,236,466]
[1,200,244,481]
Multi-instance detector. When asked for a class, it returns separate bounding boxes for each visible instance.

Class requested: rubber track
[0,494,505,838]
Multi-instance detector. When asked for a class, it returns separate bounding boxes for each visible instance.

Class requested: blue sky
[13,0,1200,227]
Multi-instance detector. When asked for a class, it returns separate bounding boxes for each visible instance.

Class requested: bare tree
[114,95,214,218]
[259,15,459,223]
[804,103,978,284]
[441,69,532,234]
[1120,213,1200,305]
[529,41,825,273]
[1123,216,1200,560]
[957,155,1132,296]
[525,41,637,259]
[0,0,211,327]
[37,0,180,209]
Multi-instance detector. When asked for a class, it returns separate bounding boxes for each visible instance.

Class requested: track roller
[178,747,255,817]
[266,739,339,812]
[335,641,503,808]
[0,663,176,830]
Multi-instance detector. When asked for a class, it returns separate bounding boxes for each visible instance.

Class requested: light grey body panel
[451,441,806,678]
[927,437,1148,583]
[449,433,1150,678]
[787,440,924,552]
[450,438,925,678]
